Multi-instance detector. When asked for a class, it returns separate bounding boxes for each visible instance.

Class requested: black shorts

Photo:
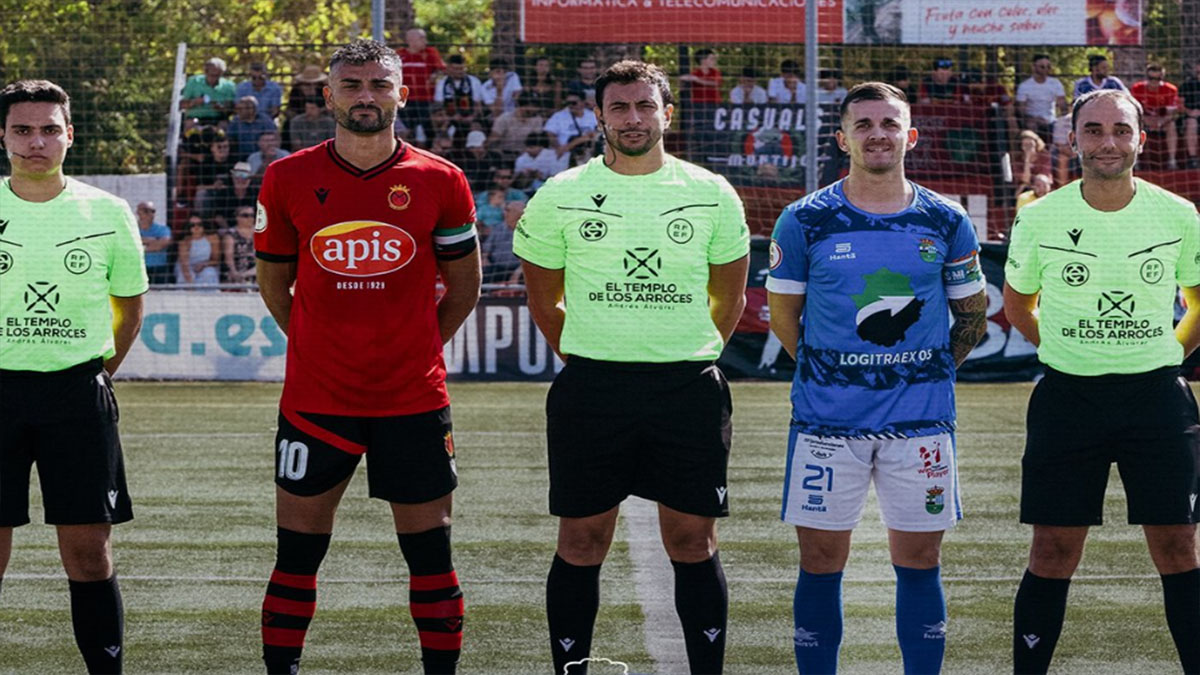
[1021,366,1200,526]
[0,359,133,527]
[546,357,732,518]
[274,406,457,504]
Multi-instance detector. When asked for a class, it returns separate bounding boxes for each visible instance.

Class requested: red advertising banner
[521,0,844,44]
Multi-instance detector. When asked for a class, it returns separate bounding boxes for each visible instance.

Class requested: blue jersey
[767,180,985,438]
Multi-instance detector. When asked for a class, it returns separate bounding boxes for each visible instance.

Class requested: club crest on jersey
[918,238,938,263]
[310,221,417,277]
[387,184,412,211]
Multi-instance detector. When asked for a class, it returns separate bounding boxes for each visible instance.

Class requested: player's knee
[662,530,716,563]
[1028,534,1084,577]
[557,530,613,565]
[1148,532,1200,574]
[61,546,113,581]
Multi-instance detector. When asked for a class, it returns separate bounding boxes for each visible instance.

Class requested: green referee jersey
[1005,178,1200,375]
[514,155,750,362]
[0,177,149,371]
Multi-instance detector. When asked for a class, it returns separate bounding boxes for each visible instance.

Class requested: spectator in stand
[1183,59,1200,169]
[1015,173,1053,211]
[816,68,849,106]
[730,66,768,105]
[193,130,234,214]
[1073,54,1126,98]
[207,161,259,231]
[481,200,524,284]
[1016,53,1066,144]
[235,62,283,118]
[222,205,258,285]
[966,69,1013,109]
[397,28,445,145]
[481,57,523,120]
[514,131,567,190]
[435,54,484,127]
[1131,62,1183,169]
[136,201,172,284]
[527,56,562,114]
[181,56,236,122]
[489,91,546,159]
[566,57,600,104]
[227,96,278,162]
[919,57,965,103]
[452,130,504,190]
[768,59,806,104]
[479,166,529,204]
[246,130,290,175]
[1012,130,1053,197]
[281,65,327,148]
[430,133,455,158]
[475,187,507,234]
[681,48,723,104]
[543,93,598,156]
[290,98,335,151]
[175,216,221,288]
[889,64,919,102]
[968,68,1018,164]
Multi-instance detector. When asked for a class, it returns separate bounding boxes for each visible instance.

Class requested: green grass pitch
[0,381,1186,673]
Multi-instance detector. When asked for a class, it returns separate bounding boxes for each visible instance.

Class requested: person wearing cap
[283,64,328,122]
[181,56,236,121]
[235,62,283,119]
[919,57,965,104]
[207,161,259,231]
[136,201,172,284]
[450,129,503,189]
[227,96,278,162]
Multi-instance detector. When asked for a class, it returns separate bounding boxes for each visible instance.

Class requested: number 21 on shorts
[802,464,834,491]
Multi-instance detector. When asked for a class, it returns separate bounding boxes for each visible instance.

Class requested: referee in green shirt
[0,80,147,674]
[516,60,750,674]
[1004,89,1200,674]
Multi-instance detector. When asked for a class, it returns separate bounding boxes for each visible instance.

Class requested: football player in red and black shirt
[254,39,480,675]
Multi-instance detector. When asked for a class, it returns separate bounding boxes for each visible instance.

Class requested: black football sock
[1012,569,1070,675]
[547,554,602,675]
[262,528,331,674]
[672,552,728,674]
[398,526,463,675]
[69,575,124,674]
[1162,568,1200,674]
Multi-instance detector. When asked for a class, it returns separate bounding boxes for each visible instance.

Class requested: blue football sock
[793,569,843,674]
[894,564,946,675]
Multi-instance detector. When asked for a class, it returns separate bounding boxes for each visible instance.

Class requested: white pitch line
[3,572,1163,584]
[622,497,689,674]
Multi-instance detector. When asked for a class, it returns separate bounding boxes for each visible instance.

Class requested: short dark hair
[1033,53,1051,63]
[594,60,674,109]
[695,48,715,60]
[488,57,509,71]
[1088,54,1108,70]
[446,53,466,66]
[524,131,550,148]
[741,66,759,79]
[780,59,801,76]
[1071,88,1144,134]
[330,39,403,77]
[839,81,909,125]
[1147,62,1164,72]
[0,79,71,129]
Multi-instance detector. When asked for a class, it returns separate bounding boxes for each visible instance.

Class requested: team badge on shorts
[925,486,945,514]
[443,431,455,458]
[388,184,412,211]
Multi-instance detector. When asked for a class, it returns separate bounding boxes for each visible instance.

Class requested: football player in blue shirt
[767,82,989,674]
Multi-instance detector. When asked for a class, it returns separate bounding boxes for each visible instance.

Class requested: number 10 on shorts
[277,439,309,480]
[802,464,834,491]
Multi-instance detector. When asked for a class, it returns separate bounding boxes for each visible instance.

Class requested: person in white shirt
[543,94,598,154]
[730,66,768,105]
[1016,53,1066,143]
[768,59,806,104]
[481,57,523,118]
[514,131,568,191]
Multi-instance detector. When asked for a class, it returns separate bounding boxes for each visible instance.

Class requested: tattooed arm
[948,289,989,367]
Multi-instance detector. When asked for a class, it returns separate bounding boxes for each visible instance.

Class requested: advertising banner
[522,0,844,44]
[848,0,1141,45]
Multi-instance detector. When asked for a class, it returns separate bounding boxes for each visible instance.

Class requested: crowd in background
[157,37,1200,286]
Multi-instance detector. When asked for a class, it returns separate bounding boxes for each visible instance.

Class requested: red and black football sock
[547,554,602,675]
[672,552,728,674]
[1162,568,1200,674]
[399,526,463,675]
[68,575,124,674]
[261,528,331,675]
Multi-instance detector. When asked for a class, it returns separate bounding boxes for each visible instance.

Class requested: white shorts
[780,429,962,532]
[1052,116,1072,146]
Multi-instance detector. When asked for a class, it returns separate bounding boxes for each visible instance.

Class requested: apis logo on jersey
[310,221,417,276]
